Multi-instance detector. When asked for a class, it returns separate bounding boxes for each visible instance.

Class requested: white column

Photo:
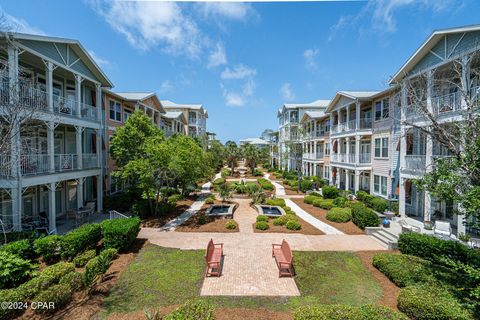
[355,102,361,129]
[329,113,334,134]
[46,61,54,112]
[47,122,55,172]
[399,82,408,217]
[75,74,83,118]
[75,126,83,169]
[424,70,433,222]
[345,169,350,191]
[48,182,56,233]
[354,171,360,193]
[336,168,341,188]
[355,135,361,164]
[346,107,351,130]
[346,137,350,162]
[95,83,102,122]
[77,178,84,209]
[97,174,103,213]
[313,163,317,177]
[399,178,406,218]
[11,188,22,231]
[95,84,102,169]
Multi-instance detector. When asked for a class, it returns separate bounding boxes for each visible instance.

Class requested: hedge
[332,196,347,207]
[300,179,313,193]
[350,202,379,229]
[101,217,141,252]
[60,223,102,261]
[19,262,75,299]
[213,177,225,185]
[304,195,320,205]
[313,198,334,210]
[266,198,286,207]
[356,190,388,213]
[398,233,480,269]
[33,235,62,264]
[255,221,269,230]
[326,207,352,223]
[256,215,269,222]
[73,249,97,267]
[273,215,296,226]
[257,178,274,191]
[397,285,474,320]
[165,300,214,320]
[1,239,36,261]
[286,220,301,230]
[59,271,84,292]
[294,304,408,320]
[0,251,37,289]
[322,185,340,199]
[372,253,437,287]
[0,287,29,320]
[33,283,72,314]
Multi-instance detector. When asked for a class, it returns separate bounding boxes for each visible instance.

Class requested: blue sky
[1,0,479,142]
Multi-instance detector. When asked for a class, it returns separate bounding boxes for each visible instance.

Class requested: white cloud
[87,50,110,68]
[221,64,256,80]
[0,11,45,35]
[159,80,173,94]
[303,48,319,70]
[280,83,295,101]
[222,78,256,107]
[207,42,227,68]
[89,0,204,57]
[223,91,245,107]
[197,3,253,21]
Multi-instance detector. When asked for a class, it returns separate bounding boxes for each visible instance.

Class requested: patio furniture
[204,239,223,277]
[272,239,294,277]
[434,220,452,237]
[399,219,421,233]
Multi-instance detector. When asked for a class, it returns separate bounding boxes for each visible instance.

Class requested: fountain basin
[255,205,285,217]
[206,204,235,219]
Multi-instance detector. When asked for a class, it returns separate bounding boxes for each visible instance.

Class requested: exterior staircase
[365,227,399,250]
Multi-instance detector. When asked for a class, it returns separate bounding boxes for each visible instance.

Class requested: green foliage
[398,233,480,269]
[73,249,97,267]
[326,207,352,223]
[0,251,37,289]
[197,214,207,225]
[1,239,36,261]
[333,196,348,207]
[225,220,237,230]
[391,201,399,214]
[355,190,370,202]
[266,198,286,207]
[256,215,269,222]
[294,304,408,320]
[282,171,298,180]
[164,300,214,320]
[101,217,141,252]
[300,179,313,193]
[322,185,340,199]
[213,178,225,185]
[246,184,266,204]
[18,262,74,299]
[205,198,214,204]
[356,190,389,212]
[350,202,380,229]
[33,235,62,264]
[397,285,474,320]
[313,198,334,210]
[60,223,102,261]
[0,287,29,320]
[101,248,119,261]
[217,182,232,202]
[273,215,296,226]
[304,195,320,205]
[220,168,231,178]
[286,220,302,230]
[33,283,72,314]
[255,221,269,230]
[84,250,114,290]
[257,178,274,190]
[59,271,84,292]
[167,194,183,206]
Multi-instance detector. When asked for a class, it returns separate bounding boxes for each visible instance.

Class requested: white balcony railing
[54,154,78,172]
[347,120,356,131]
[82,153,98,169]
[432,91,461,115]
[359,153,371,164]
[21,154,50,175]
[359,118,372,129]
[404,155,426,172]
[0,155,11,176]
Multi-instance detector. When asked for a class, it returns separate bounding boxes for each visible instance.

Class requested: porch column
[346,137,350,163]
[329,113,334,134]
[11,187,22,231]
[47,122,55,172]
[346,107,350,130]
[77,178,84,209]
[399,178,406,218]
[336,168,341,188]
[48,182,56,233]
[95,84,102,169]
[355,135,360,164]
[313,163,317,178]
[354,171,360,193]
[75,126,83,170]
[75,74,83,118]
[45,61,54,112]
[97,174,103,213]
[156,111,161,127]
[456,204,466,235]
[355,102,361,129]
[345,169,350,191]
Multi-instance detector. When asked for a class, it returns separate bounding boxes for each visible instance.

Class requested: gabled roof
[278,99,330,116]
[326,91,380,112]
[8,32,113,87]
[390,24,480,84]
[300,110,328,123]
[162,111,187,123]
[114,92,156,101]
[160,100,207,117]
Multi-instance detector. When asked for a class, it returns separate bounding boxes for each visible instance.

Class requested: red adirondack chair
[205,238,223,277]
[272,239,294,277]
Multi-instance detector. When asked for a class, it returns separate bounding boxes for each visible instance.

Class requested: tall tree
[225,141,239,173]
[242,143,260,174]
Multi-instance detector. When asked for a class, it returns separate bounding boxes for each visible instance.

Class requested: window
[324,166,330,179]
[381,176,388,196]
[124,110,131,122]
[325,143,330,155]
[109,100,122,121]
[374,98,390,120]
[374,138,389,158]
[374,175,380,193]
[374,175,388,196]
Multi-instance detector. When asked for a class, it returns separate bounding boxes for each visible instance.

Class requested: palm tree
[225,141,239,173]
[242,144,260,175]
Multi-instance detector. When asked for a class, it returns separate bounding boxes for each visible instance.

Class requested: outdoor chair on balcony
[399,219,421,233]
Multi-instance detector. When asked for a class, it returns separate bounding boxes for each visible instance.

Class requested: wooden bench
[272,239,294,277]
[205,239,223,277]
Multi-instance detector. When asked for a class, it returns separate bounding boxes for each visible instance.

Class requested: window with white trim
[374,175,388,196]
[109,100,122,121]
[324,166,330,179]
[374,98,390,121]
[325,143,330,155]
[374,137,388,158]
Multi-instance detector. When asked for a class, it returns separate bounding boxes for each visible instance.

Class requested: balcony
[331,153,371,165]
[331,118,372,135]
[0,79,98,122]
[403,155,426,173]
[303,152,324,160]
[432,92,461,115]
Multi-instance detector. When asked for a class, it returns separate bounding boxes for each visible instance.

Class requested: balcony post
[329,113,334,134]
[355,135,360,164]
[399,178,406,218]
[97,174,103,212]
[45,61,54,112]
[346,137,350,162]
[355,102,360,129]
[345,169,350,191]
[11,187,22,231]
[95,83,102,122]
[354,171,360,193]
[346,107,350,130]
[48,182,56,233]
[47,122,55,172]
[74,74,83,118]
[76,178,84,209]
[426,69,433,114]
[75,126,83,170]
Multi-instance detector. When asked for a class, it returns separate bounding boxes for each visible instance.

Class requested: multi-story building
[277,100,330,171]
[266,131,279,168]
[0,33,112,232]
[300,110,330,179]
[160,100,207,137]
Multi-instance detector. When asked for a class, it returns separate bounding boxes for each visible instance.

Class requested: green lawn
[102,245,382,315]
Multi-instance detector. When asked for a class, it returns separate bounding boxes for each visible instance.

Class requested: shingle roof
[114,92,155,101]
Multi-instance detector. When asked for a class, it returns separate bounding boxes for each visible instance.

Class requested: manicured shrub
[84,251,114,289]
[1,239,36,261]
[167,194,183,206]
[255,221,269,230]
[165,300,214,320]
[322,185,340,199]
[286,220,301,230]
[309,191,322,197]
[42,262,75,281]
[356,190,369,202]
[100,248,118,261]
[398,233,480,268]
[294,304,408,320]
[0,287,29,320]
[256,215,269,222]
[304,195,320,205]
[332,196,347,207]
[204,198,214,204]
[372,253,436,287]
[33,283,72,314]
[313,198,334,210]
[59,271,84,292]
[367,196,389,213]
[101,217,141,252]
[300,179,313,193]
[225,220,237,230]
[397,285,473,320]
[197,214,208,225]
[0,251,37,289]
[73,249,97,267]
[326,207,352,223]
[258,178,274,191]
[266,198,286,207]
[350,202,379,229]
[273,215,291,226]
[33,235,62,264]
[60,223,102,261]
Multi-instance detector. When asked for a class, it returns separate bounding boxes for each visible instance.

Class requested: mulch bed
[355,251,400,310]
[291,198,364,235]
[141,196,197,228]
[253,216,324,235]
[21,239,148,320]
[176,200,240,233]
